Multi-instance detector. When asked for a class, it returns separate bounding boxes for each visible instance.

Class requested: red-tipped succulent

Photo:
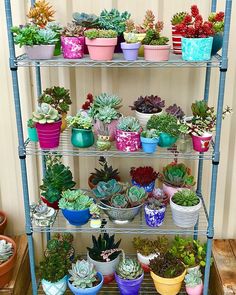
[82,93,94,110]
[130,166,158,186]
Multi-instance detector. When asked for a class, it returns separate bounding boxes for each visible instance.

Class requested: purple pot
[121,42,141,61]
[144,204,166,227]
[61,36,85,59]
[115,272,144,295]
[36,120,62,149]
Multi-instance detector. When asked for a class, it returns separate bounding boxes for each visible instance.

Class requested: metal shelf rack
[4,0,232,294]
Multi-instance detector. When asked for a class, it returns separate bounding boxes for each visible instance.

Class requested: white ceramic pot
[25,45,55,60]
[87,252,120,276]
[135,110,163,128]
[137,252,158,266]
[41,276,67,295]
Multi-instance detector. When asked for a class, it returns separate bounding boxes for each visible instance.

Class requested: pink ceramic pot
[144,44,171,61]
[85,37,117,61]
[61,36,85,59]
[25,45,55,59]
[186,283,203,295]
[191,133,212,152]
[162,183,184,199]
[36,120,62,149]
[172,25,182,55]
[116,129,141,152]
[94,119,119,141]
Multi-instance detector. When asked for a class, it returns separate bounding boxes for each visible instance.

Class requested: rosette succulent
[66,112,93,130]
[172,190,200,207]
[116,256,143,280]
[59,189,94,211]
[32,103,60,124]
[0,240,13,264]
[111,194,128,208]
[92,179,123,200]
[95,106,119,124]
[73,12,99,28]
[62,22,84,37]
[127,186,146,206]
[185,269,202,287]
[117,116,141,132]
[130,95,165,114]
[166,104,185,119]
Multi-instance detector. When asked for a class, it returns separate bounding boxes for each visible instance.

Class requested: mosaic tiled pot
[115,272,144,295]
[61,36,85,59]
[144,204,166,227]
[191,133,212,152]
[41,275,67,295]
[131,179,155,193]
[182,37,213,61]
[116,129,141,152]
[212,32,223,55]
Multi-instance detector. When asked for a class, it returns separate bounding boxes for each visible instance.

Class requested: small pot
[115,272,144,295]
[88,175,121,190]
[191,133,212,152]
[86,37,117,61]
[41,196,59,210]
[162,183,184,199]
[144,45,171,61]
[90,217,102,229]
[212,33,223,55]
[96,135,112,151]
[182,37,213,61]
[141,136,159,154]
[61,36,85,59]
[68,272,104,295]
[71,128,94,148]
[186,283,203,295]
[121,42,141,61]
[187,265,200,273]
[42,275,67,295]
[116,129,141,152]
[172,25,182,55]
[60,112,67,132]
[158,132,178,148]
[123,32,146,57]
[144,204,166,227]
[137,252,158,272]
[36,120,62,149]
[131,179,155,193]
[25,45,55,60]
[62,208,91,226]
[0,235,17,288]
[0,212,7,235]
[93,119,119,142]
[135,110,163,128]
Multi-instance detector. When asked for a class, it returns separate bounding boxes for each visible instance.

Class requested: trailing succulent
[130,95,165,114]
[62,22,84,37]
[130,166,158,186]
[73,12,99,28]
[84,29,117,39]
[0,240,13,264]
[184,269,202,287]
[116,255,143,280]
[133,236,168,256]
[59,189,94,211]
[172,190,200,207]
[171,12,188,25]
[27,0,55,27]
[117,116,141,132]
[66,112,93,130]
[32,103,60,124]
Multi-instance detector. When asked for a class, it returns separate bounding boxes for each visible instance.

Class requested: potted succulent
[175,5,214,61]
[61,22,85,59]
[31,203,56,227]
[132,236,168,272]
[171,12,187,55]
[32,103,62,149]
[11,24,59,59]
[149,252,186,295]
[130,94,165,127]
[38,86,72,132]
[87,233,122,284]
[116,116,141,152]
[27,118,38,142]
[58,189,94,226]
[115,254,144,295]
[144,198,166,227]
[166,103,185,119]
[45,22,63,56]
[208,11,224,55]
[141,129,159,153]
[73,12,99,29]
[158,162,195,198]
[81,93,94,111]
[130,166,158,192]
[66,112,94,148]
[0,236,17,288]
[170,190,202,228]
[0,212,7,235]
[89,203,102,229]
[185,269,203,295]
[147,113,181,147]
[88,156,120,189]
[27,0,55,28]
[68,259,104,295]
[121,33,141,61]
[84,29,118,61]
[148,187,169,206]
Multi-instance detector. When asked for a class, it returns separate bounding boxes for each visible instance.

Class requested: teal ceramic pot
[71,128,94,148]
[182,37,213,61]
[27,127,38,142]
[158,133,177,148]
[211,33,223,55]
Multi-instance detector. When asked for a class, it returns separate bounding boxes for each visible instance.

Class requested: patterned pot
[172,25,182,55]
[182,37,213,61]
[191,133,212,152]
[42,275,67,295]
[116,129,141,152]
[144,204,166,227]
[25,45,55,59]
[131,179,155,193]
[61,36,85,59]
[212,33,223,55]
[96,135,112,151]
[144,45,171,61]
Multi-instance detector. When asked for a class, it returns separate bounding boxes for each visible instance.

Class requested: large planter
[186,283,203,295]
[68,272,103,295]
[36,120,62,149]
[88,175,121,190]
[141,136,159,154]
[61,36,85,59]
[115,272,144,295]
[182,37,213,61]
[162,183,184,199]
[25,45,55,60]
[87,253,120,284]
[172,25,182,55]
[158,132,177,148]
[121,42,141,61]
[144,45,171,61]
[41,196,59,210]
[144,204,166,227]
[137,252,158,272]
[212,33,223,55]
[135,110,163,127]
[71,128,94,148]
[150,270,186,295]
[131,179,155,193]
[0,235,17,288]
[116,129,141,152]
[62,208,91,226]
[170,196,202,228]
[191,133,212,152]
[27,127,38,142]
[41,275,67,295]
[85,37,117,61]
[93,119,119,141]
[0,212,7,235]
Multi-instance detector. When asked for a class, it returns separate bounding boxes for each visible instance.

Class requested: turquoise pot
[28,127,38,142]
[158,133,177,148]
[212,33,223,55]
[182,37,213,61]
[71,128,94,148]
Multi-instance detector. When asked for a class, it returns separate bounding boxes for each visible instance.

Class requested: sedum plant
[92,179,123,200]
[133,236,168,256]
[0,240,13,264]
[116,255,143,280]
[59,189,94,211]
[130,95,165,114]
[172,190,200,207]
[62,22,84,37]
[141,129,159,138]
[117,116,141,132]
[73,12,99,28]
[171,12,188,26]
[84,29,117,39]
[185,269,202,287]
[95,106,119,124]
[142,28,169,46]
[32,103,60,124]
[208,11,224,33]
[27,0,55,27]
[66,112,93,130]
[130,166,158,186]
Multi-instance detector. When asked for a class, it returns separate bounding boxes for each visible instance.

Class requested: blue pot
[141,136,159,154]
[144,204,166,227]
[28,127,38,142]
[211,33,223,55]
[68,272,103,295]
[62,208,91,226]
[42,275,67,295]
[131,179,155,193]
[182,37,213,61]
[158,133,177,148]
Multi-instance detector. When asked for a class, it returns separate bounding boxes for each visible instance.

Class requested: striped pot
[172,26,182,55]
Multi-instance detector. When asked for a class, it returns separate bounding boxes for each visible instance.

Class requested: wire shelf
[15,53,222,68]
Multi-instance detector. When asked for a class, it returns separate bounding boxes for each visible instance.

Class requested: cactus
[111,194,128,208]
[62,22,84,37]
[172,190,200,207]
[0,240,13,264]
[117,116,141,132]
[116,256,143,280]
[171,12,188,25]
[92,179,123,200]
[184,269,202,288]
[32,103,60,124]
[73,12,99,28]
[84,29,117,39]
[59,189,94,211]
[126,186,146,207]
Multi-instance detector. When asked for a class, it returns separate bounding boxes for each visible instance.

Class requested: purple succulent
[130,95,165,114]
[165,104,185,119]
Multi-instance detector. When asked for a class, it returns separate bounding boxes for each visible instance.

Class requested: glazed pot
[41,196,59,210]
[60,112,67,132]
[61,36,85,59]
[121,42,141,61]
[71,128,94,148]
[144,204,166,227]
[0,212,7,235]
[131,179,155,193]
[68,272,104,295]
[182,37,213,61]
[41,275,67,295]
[137,252,158,272]
[27,127,38,142]
[144,45,171,61]
[25,45,55,60]
[96,135,112,151]
[191,133,212,152]
[150,269,186,295]
[162,183,184,199]
[172,25,182,55]
[62,208,91,226]
[158,132,178,148]
[85,37,117,61]
[93,119,118,141]
[212,33,223,55]
[186,283,203,295]
[116,129,141,152]
[0,235,17,288]
[87,253,120,284]
[115,272,144,295]
[36,120,62,149]
[88,175,121,190]
[135,110,163,128]
[141,136,159,154]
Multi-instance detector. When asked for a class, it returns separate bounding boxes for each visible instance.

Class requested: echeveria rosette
[111,194,128,208]
[33,103,61,124]
[116,256,143,280]
[127,186,147,207]
[92,179,123,200]
[94,106,119,124]
[0,240,13,264]
[59,189,94,211]
[117,116,141,132]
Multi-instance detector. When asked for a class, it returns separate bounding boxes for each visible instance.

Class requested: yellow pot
[150,270,186,295]
[61,112,67,132]
[123,32,146,57]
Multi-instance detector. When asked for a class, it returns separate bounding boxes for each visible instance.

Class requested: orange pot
[0,212,7,235]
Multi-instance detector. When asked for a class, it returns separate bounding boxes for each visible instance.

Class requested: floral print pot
[42,275,67,295]
[61,36,85,59]
[182,37,213,61]
[116,129,141,152]
[144,204,166,227]
[191,133,212,152]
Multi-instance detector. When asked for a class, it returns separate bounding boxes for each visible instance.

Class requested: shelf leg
[46,229,51,242]
[27,233,38,295]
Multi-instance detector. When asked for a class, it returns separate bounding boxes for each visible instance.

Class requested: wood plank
[229,240,236,258]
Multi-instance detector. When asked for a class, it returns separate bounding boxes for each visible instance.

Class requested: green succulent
[66,112,93,130]
[89,203,100,217]
[208,13,224,33]
[126,186,146,207]
[172,190,200,207]
[141,129,159,138]
[116,256,143,280]
[95,106,119,124]
[32,103,60,124]
[185,269,202,288]
[0,240,13,264]
[52,232,74,244]
[147,113,180,137]
[27,118,35,128]
[37,28,59,44]
[84,29,117,39]
[171,12,188,25]
[142,29,169,46]
[59,189,94,210]
[133,236,168,256]
[117,116,141,132]
[92,179,123,200]
[45,239,72,258]
[62,22,84,37]
[46,22,63,34]
[73,12,99,28]
[124,32,139,43]
[111,194,128,208]
[191,100,213,119]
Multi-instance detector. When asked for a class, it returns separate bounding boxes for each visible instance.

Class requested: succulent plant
[73,12,99,28]
[59,189,94,211]
[27,0,55,27]
[62,22,84,37]
[131,95,165,114]
[69,259,97,289]
[116,256,143,280]
[0,240,13,264]
[126,186,146,207]
[133,236,168,256]
[124,32,139,43]
[82,93,94,111]
[89,203,100,218]
[92,179,123,200]
[125,19,135,33]
[66,112,93,130]
[111,194,128,208]
[45,238,72,258]
[146,198,165,210]
[185,269,202,287]
[37,28,59,44]
[95,106,119,124]
[141,129,159,138]
[53,232,74,244]
[143,10,155,29]
[27,118,36,128]
[32,103,60,124]
[166,104,185,119]
[208,12,225,33]
[84,29,117,39]
[117,116,141,132]
[142,29,169,46]
[172,190,200,207]
[171,12,188,25]
[45,21,63,34]
[130,166,158,186]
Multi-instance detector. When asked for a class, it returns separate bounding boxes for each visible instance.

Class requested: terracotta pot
[88,175,121,189]
[25,45,55,60]
[0,235,17,288]
[60,112,67,132]
[41,196,59,210]
[172,25,182,55]
[0,212,7,235]
[85,37,117,61]
[144,45,171,61]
